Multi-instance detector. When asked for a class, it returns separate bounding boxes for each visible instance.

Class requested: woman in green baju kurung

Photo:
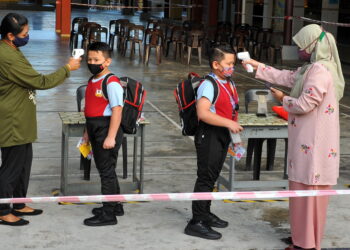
[0,13,81,226]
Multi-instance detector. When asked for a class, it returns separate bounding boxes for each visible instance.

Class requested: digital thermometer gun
[237,51,254,73]
[72,49,84,59]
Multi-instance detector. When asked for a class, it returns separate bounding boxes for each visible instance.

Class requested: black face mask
[87,63,104,75]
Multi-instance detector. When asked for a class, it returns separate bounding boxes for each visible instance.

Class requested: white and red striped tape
[1,190,350,204]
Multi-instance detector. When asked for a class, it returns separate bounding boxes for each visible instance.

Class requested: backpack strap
[204,75,219,105]
[101,73,115,100]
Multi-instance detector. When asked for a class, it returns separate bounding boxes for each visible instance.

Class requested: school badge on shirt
[95,89,103,98]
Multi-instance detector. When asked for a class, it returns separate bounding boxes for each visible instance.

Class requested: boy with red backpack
[184,46,243,239]
[82,42,124,226]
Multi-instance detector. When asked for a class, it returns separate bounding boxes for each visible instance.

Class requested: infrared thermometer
[237,51,254,73]
[72,49,84,59]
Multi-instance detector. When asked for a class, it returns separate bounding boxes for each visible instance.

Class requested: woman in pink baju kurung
[243,24,345,250]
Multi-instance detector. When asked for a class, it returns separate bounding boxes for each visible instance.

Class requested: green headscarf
[291,24,345,101]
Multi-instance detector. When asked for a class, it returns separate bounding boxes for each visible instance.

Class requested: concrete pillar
[244,0,253,25]
[283,0,293,45]
[55,0,62,33]
[61,0,71,37]
[292,0,304,35]
[55,0,71,36]
[321,0,339,37]
[263,0,273,29]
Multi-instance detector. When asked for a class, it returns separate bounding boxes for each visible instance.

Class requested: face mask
[298,49,311,62]
[13,35,29,47]
[87,63,104,75]
[221,66,234,78]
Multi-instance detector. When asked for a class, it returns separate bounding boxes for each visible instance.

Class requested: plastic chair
[76,85,128,181]
[214,22,232,47]
[182,20,203,31]
[146,19,159,30]
[165,26,184,60]
[232,29,249,52]
[163,23,174,54]
[81,22,101,50]
[144,28,163,65]
[89,26,109,44]
[256,28,273,61]
[123,25,145,60]
[109,19,129,51]
[117,21,132,53]
[70,17,88,50]
[244,89,288,180]
[183,29,204,65]
[248,26,260,57]
[269,32,284,65]
[121,23,136,56]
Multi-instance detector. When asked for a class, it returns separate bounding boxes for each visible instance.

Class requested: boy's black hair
[208,46,236,69]
[0,13,28,39]
[87,42,112,59]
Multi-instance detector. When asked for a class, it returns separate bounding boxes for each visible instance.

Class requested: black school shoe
[207,213,228,228]
[92,203,124,216]
[0,218,29,226]
[12,209,43,216]
[184,219,222,240]
[84,212,117,226]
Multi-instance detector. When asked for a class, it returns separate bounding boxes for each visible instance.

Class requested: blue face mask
[13,35,29,47]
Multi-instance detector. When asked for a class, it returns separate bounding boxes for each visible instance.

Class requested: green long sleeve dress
[0,40,70,147]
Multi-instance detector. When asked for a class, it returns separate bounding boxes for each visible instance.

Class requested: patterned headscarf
[291,24,345,101]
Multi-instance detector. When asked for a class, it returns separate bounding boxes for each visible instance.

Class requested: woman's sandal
[12,209,43,216]
[0,218,29,226]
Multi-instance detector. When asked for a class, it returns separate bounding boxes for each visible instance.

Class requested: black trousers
[192,122,230,221]
[0,143,33,216]
[86,117,123,214]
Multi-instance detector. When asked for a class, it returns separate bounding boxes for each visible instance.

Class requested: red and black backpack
[101,73,147,134]
[174,72,219,136]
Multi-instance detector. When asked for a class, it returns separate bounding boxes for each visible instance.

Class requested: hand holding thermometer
[72,49,84,59]
[237,52,254,73]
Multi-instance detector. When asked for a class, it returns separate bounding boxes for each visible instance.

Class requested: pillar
[292,0,304,35]
[244,0,253,25]
[321,0,339,37]
[56,0,71,36]
[55,0,62,33]
[263,0,273,29]
[283,0,293,45]
[61,0,71,37]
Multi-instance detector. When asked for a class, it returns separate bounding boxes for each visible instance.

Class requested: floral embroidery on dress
[328,149,337,158]
[290,118,296,127]
[325,104,334,115]
[314,173,320,184]
[28,90,37,105]
[304,87,314,97]
[301,144,311,154]
[287,99,293,108]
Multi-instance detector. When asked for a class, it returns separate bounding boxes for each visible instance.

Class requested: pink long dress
[255,63,340,250]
